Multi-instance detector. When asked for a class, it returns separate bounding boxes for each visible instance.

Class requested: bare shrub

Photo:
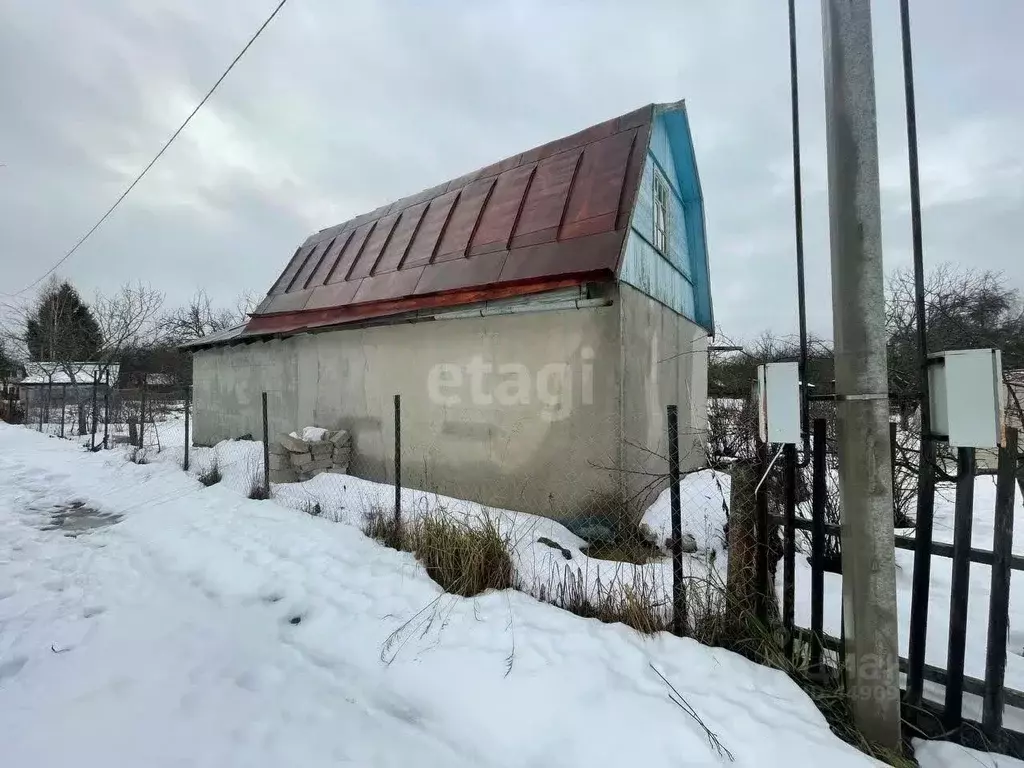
[245,456,270,500]
[198,457,222,487]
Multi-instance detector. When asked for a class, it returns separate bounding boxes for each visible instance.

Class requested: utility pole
[820,0,901,750]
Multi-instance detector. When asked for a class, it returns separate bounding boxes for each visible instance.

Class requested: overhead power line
[2,0,291,299]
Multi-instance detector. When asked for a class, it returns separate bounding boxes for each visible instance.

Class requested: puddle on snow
[39,501,122,537]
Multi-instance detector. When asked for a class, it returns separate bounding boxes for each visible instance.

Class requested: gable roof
[245,103,667,337]
[20,362,120,386]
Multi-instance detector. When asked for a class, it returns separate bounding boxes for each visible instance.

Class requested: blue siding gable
[619,103,713,332]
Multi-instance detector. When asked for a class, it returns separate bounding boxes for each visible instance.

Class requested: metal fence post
[90,376,99,450]
[60,384,67,438]
[394,394,402,531]
[139,381,148,449]
[782,442,797,658]
[908,436,938,706]
[40,377,50,431]
[102,370,110,449]
[810,419,827,672]
[668,404,686,636]
[183,386,191,472]
[983,428,1018,740]
[944,446,977,734]
[262,391,270,496]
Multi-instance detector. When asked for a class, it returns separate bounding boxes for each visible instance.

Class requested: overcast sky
[1,0,1021,342]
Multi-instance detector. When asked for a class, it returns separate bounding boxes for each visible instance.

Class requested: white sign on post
[757,362,801,444]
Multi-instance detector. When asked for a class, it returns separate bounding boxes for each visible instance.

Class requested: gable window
[653,171,669,253]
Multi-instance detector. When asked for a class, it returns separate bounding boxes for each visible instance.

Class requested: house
[186,101,713,522]
[18,362,120,406]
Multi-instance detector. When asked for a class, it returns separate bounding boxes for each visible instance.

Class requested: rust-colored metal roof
[246,104,655,336]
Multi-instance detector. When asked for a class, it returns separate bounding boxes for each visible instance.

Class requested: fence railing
[763,417,1022,754]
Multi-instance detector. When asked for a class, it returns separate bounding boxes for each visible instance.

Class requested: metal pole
[668,405,686,636]
[41,378,50,431]
[944,447,976,734]
[820,0,900,747]
[89,376,98,450]
[901,0,937,709]
[782,442,797,658]
[787,0,811,466]
[60,384,67,438]
[139,382,147,449]
[183,386,191,472]
[810,419,827,672]
[261,392,270,496]
[102,370,110,449]
[394,394,402,530]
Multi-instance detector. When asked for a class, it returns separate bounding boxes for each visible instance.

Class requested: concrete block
[327,466,349,475]
[291,451,314,468]
[269,454,291,470]
[329,430,351,447]
[308,457,334,471]
[278,433,309,453]
[268,440,290,456]
[311,442,333,458]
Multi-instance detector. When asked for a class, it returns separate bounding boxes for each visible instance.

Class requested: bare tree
[162,288,255,343]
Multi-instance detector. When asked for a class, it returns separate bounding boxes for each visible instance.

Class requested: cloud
[0,0,1021,344]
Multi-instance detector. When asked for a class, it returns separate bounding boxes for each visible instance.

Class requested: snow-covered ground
[3,417,1021,766]
[0,421,882,767]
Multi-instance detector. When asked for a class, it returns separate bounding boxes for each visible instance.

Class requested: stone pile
[268,427,352,483]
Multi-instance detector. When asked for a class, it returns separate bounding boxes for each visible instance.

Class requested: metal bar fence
[782,442,797,659]
[984,428,1019,740]
[810,418,827,671]
[791,425,1022,748]
[944,447,977,732]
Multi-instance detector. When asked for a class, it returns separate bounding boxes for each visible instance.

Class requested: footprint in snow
[0,655,28,684]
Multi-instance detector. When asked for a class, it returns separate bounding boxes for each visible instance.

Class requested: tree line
[710,263,1024,418]
[0,278,256,392]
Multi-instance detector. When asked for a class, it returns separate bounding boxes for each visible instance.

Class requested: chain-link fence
[7,376,191,455]
[208,385,734,639]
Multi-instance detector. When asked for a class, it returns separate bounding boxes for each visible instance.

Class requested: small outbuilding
[18,362,120,406]
[188,101,714,523]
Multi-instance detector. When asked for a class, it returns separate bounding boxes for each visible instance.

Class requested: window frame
[653,170,669,254]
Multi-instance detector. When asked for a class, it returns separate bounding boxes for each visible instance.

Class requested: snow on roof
[20,362,120,385]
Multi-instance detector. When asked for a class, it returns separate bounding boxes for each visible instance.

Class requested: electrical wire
[1,0,291,298]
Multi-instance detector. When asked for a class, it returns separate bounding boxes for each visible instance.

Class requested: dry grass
[361,505,406,551]
[536,565,671,635]
[362,505,517,597]
[412,509,518,597]
[245,457,271,500]
[197,457,222,487]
